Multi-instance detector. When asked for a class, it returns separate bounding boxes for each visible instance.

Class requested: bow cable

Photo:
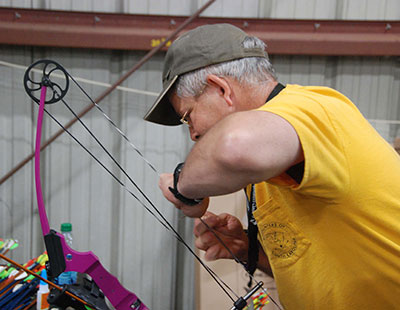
[43,81,239,304]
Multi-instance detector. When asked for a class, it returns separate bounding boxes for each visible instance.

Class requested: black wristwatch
[168,162,203,206]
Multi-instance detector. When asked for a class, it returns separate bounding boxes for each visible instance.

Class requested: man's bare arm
[178,110,304,198]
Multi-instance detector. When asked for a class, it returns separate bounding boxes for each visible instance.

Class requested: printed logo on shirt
[262,222,297,259]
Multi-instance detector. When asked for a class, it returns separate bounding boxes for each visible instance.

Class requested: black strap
[245,82,285,286]
[169,162,203,206]
[245,185,258,287]
[266,83,285,102]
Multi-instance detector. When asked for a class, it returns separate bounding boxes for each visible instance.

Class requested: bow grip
[52,232,148,310]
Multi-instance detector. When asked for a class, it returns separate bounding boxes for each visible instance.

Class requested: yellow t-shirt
[249,84,400,309]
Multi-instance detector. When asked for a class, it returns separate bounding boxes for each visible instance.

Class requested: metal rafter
[0,7,399,56]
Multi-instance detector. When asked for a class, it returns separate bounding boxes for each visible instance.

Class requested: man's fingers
[194,236,208,251]
[204,245,219,261]
[193,212,220,237]
[217,213,244,235]
[194,230,218,250]
[204,244,231,261]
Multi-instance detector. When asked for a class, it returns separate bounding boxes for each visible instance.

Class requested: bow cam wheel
[23,59,69,104]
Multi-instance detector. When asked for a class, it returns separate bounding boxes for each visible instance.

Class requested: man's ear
[206,74,234,107]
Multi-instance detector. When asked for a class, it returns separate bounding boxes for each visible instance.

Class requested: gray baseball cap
[144,23,269,126]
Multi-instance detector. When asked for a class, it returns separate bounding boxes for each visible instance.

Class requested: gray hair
[175,36,277,98]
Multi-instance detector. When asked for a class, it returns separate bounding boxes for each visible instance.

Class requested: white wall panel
[264,0,337,19]
[271,55,400,141]
[0,46,37,261]
[340,0,400,20]
[1,0,399,20]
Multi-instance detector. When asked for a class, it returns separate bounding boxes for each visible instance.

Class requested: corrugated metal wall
[273,55,400,142]
[0,1,399,309]
[1,0,399,19]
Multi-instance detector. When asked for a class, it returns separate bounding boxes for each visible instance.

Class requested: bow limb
[35,86,50,235]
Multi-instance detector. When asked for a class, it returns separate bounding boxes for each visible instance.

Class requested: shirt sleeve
[258,88,350,200]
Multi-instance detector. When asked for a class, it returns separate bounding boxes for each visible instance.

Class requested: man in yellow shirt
[144,24,400,309]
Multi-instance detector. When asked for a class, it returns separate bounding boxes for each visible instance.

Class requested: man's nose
[189,127,200,141]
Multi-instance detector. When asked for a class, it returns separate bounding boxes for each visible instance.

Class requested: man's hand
[159,173,209,217]
[194,211,248,261]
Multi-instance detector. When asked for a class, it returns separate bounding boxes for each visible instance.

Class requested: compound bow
[24,59,147,310]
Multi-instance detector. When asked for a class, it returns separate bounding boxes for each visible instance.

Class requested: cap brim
[144,75,181,126]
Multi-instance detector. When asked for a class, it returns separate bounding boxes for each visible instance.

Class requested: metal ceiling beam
[0,8,399,56]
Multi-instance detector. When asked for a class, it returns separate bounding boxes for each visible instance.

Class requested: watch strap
[168,162,203,206]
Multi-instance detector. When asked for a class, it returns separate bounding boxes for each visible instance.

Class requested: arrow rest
[23,59,69,104]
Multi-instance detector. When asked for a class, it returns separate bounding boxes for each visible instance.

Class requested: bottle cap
[60,223,72,232]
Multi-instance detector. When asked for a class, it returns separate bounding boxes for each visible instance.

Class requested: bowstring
[44,82,238,303]
[65,70,283,310]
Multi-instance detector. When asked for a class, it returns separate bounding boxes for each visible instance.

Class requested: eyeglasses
[180,109,191,126]
[179,85,207,126]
